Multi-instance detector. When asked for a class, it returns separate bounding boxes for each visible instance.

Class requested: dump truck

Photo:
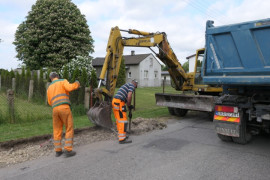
[87,27,222,129]
[202,18,270,144]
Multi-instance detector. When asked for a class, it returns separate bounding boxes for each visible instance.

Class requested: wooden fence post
[45,82,50,105]
[7,89,15,123]
[84,87,90,109]
[28,79,34,101]
[12,78,16,91]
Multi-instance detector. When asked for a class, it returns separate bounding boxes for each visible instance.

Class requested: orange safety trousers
[52,104,74,152]
[112,98,128,141]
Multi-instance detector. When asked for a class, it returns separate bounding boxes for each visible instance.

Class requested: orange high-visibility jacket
[47,78,80,108]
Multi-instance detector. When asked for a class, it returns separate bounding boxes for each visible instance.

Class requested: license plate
[215,111,239,117]
[215,122,240,137]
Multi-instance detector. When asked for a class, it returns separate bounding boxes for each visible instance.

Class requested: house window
[150,58,153,67]
[144,70,148,78]
[154,71,158,78]
[128,72,131,78]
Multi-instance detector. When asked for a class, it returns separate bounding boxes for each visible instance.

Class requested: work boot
[55,151,63,157]
[119,138,132,144]
[64,150,76,158]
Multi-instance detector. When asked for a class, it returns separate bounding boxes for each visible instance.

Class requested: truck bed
[202,18,270,85]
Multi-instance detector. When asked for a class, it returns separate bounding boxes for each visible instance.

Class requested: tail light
[215,105,238,113]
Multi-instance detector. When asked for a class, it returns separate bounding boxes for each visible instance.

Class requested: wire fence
[0,70,92,125]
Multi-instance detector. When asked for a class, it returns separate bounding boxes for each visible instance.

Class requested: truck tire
[168,107,176,115]
[217,133,232,142]
[208,111,214,121]
[174,108,188,117]
[232,111,252,144]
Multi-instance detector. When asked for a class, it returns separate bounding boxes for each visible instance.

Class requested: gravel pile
[0,117,168,168]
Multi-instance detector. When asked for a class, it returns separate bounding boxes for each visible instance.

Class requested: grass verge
[0,86,176,142]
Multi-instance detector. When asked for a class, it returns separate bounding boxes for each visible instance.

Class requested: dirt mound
[0,117,168,168]
[130,117,167,135]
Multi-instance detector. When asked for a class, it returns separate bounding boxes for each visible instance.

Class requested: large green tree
[13,0,94,70]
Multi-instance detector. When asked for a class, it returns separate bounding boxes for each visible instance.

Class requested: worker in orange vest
[112,79,138,144]
[47,72,80,157]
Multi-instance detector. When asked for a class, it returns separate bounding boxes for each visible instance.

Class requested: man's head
[131,79,138,88]
[49,72,59,81]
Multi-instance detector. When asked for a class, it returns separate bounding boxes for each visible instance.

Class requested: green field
[0,86,177,142]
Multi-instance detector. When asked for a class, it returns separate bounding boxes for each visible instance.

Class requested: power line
[182,0,225,24]
[193,0,234,24]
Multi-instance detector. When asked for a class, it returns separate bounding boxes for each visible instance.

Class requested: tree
[80,68,88,86]
[25,68,31,92]
[61,55,94,79]
[90,69,98,89]
[62,66,69,80]
[13,0,94,70]
[182,61,189,73]
[161,65,168,71]
[38,68,46,96]
[71,67,80,104]
[116,57,126,88]
[197,60,202,67]
[46,68,52,82]
[71,67,80,83]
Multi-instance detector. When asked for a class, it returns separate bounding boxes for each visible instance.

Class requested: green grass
[0,86,178,142]
[0,115,93,142]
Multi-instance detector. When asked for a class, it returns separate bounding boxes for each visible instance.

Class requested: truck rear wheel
[208,111,214,121]
[217,134,232,142]
[174,108,188,117]
[232,111,252,144]
[168,107,176,115]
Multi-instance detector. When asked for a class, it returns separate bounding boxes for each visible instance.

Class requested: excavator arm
[88,26,188,128]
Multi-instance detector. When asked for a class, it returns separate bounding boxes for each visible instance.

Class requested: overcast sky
[1,0,270,70]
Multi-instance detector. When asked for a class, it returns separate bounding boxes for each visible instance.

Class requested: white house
[186,53,196,73]
[93,51,162,87]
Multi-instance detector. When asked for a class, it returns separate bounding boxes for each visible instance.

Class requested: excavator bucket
[87,101,113,129]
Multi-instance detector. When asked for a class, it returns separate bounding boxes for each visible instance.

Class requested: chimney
[131,50,135,56]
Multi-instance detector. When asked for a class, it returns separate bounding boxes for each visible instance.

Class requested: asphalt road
[1,111,270,180]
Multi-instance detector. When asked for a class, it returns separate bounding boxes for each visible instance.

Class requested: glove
[128,105,134,111]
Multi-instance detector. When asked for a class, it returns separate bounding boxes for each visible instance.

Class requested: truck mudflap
[155,93,215,112]
[214,121,240,137]
[214,105,241,137]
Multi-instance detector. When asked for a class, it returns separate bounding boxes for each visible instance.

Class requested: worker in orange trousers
[47,72,80,157]
[112,79,138,144]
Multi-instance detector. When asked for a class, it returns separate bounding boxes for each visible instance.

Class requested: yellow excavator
[87,26,222,128]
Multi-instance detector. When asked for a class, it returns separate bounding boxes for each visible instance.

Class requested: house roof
[186,54,196,60]
[93,53,152,66]
[161,71,169,75]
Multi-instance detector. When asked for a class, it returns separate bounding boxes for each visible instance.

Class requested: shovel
[128,108,133,133]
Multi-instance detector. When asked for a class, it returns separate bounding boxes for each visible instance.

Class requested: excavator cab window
[195,54,204,84]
